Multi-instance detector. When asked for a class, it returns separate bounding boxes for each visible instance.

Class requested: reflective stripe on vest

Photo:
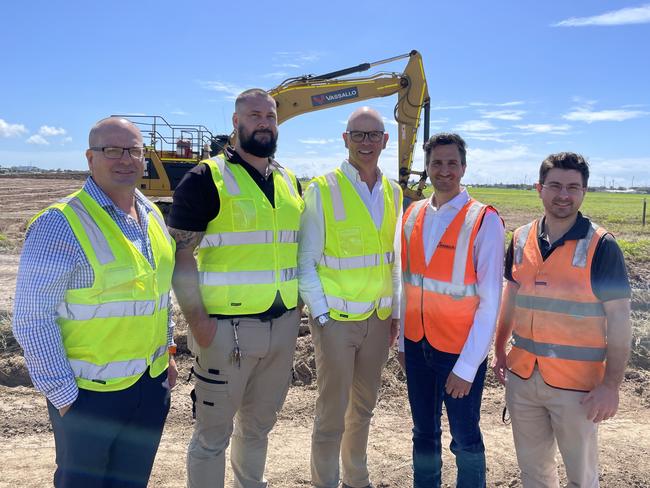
[56,291,169,320]
[403,271,478,297]
[199,267,298,286]
[199,229,298,248]
[69,344,168,381]
[325,295,393,316]
[515,294,605,317]
[512,332,606,362]
[320,251,395,270]
[67,196,115,265]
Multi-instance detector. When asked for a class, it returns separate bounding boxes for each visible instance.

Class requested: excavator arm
[125,50,430,205]
[268,50,430,200]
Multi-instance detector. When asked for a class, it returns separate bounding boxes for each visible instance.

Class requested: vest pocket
[230,199,257,230]
[336,227,364,256]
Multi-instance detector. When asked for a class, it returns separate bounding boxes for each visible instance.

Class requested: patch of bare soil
[1,177,650,487]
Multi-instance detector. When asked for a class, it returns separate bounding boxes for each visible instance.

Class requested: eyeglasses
[541,182,585,196]
[90,146,146,159]
[346,130,385,143]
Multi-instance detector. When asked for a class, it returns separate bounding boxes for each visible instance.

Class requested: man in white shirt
[400,133,504,487]
[298,107,402,488]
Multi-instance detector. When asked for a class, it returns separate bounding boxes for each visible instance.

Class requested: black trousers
[47,368,170,488]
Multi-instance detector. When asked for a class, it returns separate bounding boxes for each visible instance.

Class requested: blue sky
[1,1,649,187]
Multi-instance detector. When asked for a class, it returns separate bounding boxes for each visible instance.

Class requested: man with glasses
[298,106,402,488]
[168,88,304,488]
[492,152,631,487]
[400,133,504,487]
[13,117,176,488]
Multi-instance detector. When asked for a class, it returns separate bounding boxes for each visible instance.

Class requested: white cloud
[515,123,571,134]
[26,134,49,145]
[453,120,496,132]
[563,108,648,123]
[470,101,525,107]
[431,104,469,111]
[198,80,245,99]
[298,138,336,145]
[274,63,300,69]
[38,125,66,136]
[262,71,288,79]
[480,110,526,121]
[553,4,650,27]
[61,136,73,145]
[0,119,28,138]
[170,110,188,116]
[381,116,398,127]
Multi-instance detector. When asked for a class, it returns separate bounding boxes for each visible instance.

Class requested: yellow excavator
[116,49,430,204]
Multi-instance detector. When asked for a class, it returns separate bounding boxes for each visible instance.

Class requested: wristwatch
[317,313,331,326]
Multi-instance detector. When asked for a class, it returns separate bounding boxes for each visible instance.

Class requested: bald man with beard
[298,107,403,488]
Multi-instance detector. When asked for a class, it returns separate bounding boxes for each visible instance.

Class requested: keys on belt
[230,319,241,368]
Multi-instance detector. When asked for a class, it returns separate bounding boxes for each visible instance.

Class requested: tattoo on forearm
[168,227,204,250]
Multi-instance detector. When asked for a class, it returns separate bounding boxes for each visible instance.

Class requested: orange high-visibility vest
[507,218,608,391]
[402,197,497,354]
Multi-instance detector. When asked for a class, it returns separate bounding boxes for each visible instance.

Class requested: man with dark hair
[13,117,176,488]
[400,132,504,487]
[169,89,303,488]
[492,152,631,487]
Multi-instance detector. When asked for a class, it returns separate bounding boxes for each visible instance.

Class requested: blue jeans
[405,338,487,488]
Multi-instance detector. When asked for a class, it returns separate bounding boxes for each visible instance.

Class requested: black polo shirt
[504,212,631,302]
[168,148,302,320]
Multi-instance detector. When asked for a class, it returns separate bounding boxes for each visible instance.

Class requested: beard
[238,125,277,158]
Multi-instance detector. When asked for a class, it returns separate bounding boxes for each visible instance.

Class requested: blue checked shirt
[12,178,174,409]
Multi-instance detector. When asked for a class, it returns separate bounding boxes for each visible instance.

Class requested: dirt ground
[1,177,649,487]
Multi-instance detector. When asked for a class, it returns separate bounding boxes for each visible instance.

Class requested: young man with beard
[400,133,504,487]
[299,107,402,488]
[168,89,304,488]
[492,152,631,487]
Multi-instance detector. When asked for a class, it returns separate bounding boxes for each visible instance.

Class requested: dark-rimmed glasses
[90,147,146,159]
[346,131,385,143]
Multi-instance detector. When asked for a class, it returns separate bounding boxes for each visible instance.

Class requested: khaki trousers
[310,313,391,488]
[506,368,599,488]
[187,309,300,488]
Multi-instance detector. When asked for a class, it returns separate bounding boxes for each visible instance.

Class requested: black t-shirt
[168,148,302,320]
[504,212,631,302]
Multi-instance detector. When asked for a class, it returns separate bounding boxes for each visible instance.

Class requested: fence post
[643,198,647,227]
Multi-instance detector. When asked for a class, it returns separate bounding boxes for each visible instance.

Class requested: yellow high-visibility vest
[198,155,304,315]
[30,189,175,392]
[314,168,401,321]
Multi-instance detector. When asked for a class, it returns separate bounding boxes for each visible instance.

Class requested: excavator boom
[122,50,430,204]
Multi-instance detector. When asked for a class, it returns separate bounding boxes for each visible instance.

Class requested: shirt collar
[341,159,382,183]
[428,187,469,211]
[225,147,280,174]
[538,211,590,244]
[83,177,151,215]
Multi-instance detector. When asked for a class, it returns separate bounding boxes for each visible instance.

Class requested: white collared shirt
[298,160,402,319]
[400,188,505,382]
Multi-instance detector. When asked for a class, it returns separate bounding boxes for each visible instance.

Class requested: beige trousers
[310,312,391,488]
[506,368,600,488]
[187,309,300,488]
